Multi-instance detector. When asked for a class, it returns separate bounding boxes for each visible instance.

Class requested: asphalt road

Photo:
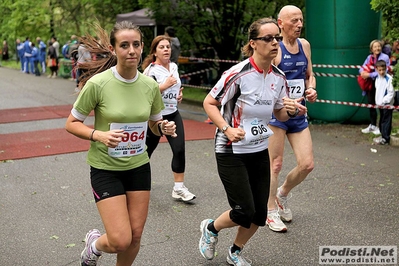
[0,67,398,266]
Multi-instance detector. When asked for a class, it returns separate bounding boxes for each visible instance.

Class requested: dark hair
[165,26,176,37]
[375,59,387,69]
[241,17,279,57]
[77,21,143,89]
[110,21,142,46]
[142,35,171,70]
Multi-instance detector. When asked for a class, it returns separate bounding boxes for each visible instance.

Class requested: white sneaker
[361,124,381,135]
[361,124,373,133]
[266,210,287,232]
[373,136,388,145]
[172,185,196,201]
[276,187,292,222]
[371,127,381,135]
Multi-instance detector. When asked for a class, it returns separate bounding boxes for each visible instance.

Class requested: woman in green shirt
[65,21,177,266]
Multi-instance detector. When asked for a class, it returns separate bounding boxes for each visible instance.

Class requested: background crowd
[358,38,399,146]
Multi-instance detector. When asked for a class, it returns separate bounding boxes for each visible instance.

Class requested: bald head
[277,5,303,38]
[278,5,302,20]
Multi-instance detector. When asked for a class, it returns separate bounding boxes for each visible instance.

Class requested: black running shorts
[90,163,151,202]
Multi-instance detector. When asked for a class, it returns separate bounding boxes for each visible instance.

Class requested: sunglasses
[252,35,283,43]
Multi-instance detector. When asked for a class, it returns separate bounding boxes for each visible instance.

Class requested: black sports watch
[287,108,299,118]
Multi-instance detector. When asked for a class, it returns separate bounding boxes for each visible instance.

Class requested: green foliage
[138,0,303,79]
[371,0,399,40]
[0,0,142,55]
[140,0,303,62]
[371,0,399,90]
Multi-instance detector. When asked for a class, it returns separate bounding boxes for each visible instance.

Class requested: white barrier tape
[180,68,213,78]
[313,64,361,69]
[180,47,214,53]
[181,84,399,110]
[178,56,367,70]
[182,84,211,90]
[179,56,240,64]
[316,99,399,110]
[314,72,358,78]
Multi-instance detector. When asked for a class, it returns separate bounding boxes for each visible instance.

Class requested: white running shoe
[266,210,287,232]
[276,187,293,222]
[172,185,196,201]
[81,229,101,266]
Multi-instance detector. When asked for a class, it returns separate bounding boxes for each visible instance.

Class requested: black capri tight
[146,110,185,173]
[216,149,270,228]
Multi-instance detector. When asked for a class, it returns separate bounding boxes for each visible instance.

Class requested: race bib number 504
[108,122,147,158]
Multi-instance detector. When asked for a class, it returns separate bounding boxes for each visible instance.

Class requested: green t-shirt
[73,69,164,171]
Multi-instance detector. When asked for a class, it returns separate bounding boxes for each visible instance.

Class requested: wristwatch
[222,125,230,133]
[287,108,299,118]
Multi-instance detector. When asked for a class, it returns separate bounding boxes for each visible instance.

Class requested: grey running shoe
[226,246,252,266]
[172,185,196,201]
[81,229,101,266]
[276,187,293,222]
[199,219,218,260]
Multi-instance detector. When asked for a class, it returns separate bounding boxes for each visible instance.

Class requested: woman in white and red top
[199,17,307,265]
[142,35,196,202]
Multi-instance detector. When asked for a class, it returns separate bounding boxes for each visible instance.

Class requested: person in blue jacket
[16,39,25,72]
[36,37,47,74]
[23,37,33,74]
[31,42,40,76]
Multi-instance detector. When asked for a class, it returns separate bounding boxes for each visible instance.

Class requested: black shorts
[216,149,270,228]
[90,163,151,202]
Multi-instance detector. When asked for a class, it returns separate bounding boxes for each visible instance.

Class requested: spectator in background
[2,40,9,61]
[62,41,70,59]
[36,37,47,74]
[23,37,33,74]
[382,38,392,58]
[51,36,60,59]
[359,40,390,135]
[76,37,92,90]
[68,35,79,81]
[164,26,180,64]
[16,39,25,71]
[372,60,395,145]
[390,40,399,66]
[31,42,40,76]
[47,41,58,78]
